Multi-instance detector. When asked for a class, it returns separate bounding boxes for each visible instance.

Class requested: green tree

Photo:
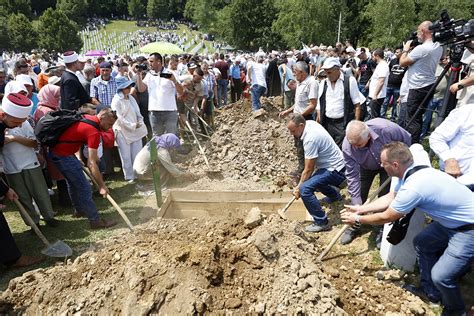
[147,0,169,19]
[415,0,474,23]
[0,0,32,18]
[273,0,338,48]
[37,8,82,52]
[217,0,282,50]
[184,0,227,31]
[31,0,57,15]
[128,0,146,19]
[362,0,416,48]
[56,0,87,23]
[0,16,9,49]
[7,13,37,51]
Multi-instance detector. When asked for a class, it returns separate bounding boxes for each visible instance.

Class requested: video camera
[135,64,148,71]
[407,31,420,48]
[429,9,474,45]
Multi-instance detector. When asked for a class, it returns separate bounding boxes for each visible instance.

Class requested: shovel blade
[277,208,288,219]
[41,240,73,258]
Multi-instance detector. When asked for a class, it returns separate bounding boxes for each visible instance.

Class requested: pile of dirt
[186,99,297,188]
[0,213,344,314]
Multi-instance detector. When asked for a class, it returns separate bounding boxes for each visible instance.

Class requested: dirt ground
[1,99,472,314]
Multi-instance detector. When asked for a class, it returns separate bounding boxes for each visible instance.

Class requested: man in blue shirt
[341,142,474,316]
[90,61,117,112]
[229,58,242,103]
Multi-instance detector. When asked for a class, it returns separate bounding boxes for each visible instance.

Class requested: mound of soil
[186,99,297,188]
[0,213,344,314]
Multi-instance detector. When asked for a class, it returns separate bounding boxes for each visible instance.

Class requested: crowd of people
[0,18,473,315]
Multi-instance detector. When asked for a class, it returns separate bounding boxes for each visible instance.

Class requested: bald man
[340,118,411,245]
[399,21,443,144]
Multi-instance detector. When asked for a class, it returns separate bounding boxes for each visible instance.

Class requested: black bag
[34,109,99,147]
[386,165,429,245]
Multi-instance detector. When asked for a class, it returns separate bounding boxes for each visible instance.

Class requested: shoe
[10,255,45,269]
[305,221,331,233]
[402,284,441,304]
[90,218,118,230]
[127,179,136,184]
[320,195,343,205]
[45,218,60,227]
[48,189,55,196]
[72,212,87,218]
[340,228,357,245]
[375,228,383,249]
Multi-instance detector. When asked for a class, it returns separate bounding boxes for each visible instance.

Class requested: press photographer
[399,21,443,144]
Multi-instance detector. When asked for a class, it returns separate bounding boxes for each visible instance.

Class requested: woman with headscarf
[111,76,147,183]
[34,83,60,122]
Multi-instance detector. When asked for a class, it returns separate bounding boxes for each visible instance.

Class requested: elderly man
[90,61,117,112]
[60,51,97,110]
[399,21,443,144]
[317,57,362,147]
[341,118,411,245]
[341,142,474,316]
[430,103,474,190]
[49,108,118,229]
[287,114,346,233]
[279,61,319,179]
[0,93,44,268]
[136,52,183,136]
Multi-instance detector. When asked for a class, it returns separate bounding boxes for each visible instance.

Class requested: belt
[325,117,344,123]
[455,224,474,232]
[336,167,346,174]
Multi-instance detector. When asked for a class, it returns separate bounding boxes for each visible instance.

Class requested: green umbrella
[139,42,184,55]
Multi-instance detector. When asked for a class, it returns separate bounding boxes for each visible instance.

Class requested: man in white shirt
[247,53,268,111]
[368,48,390,118]
[399,20,443,144]
[317,57,362,147]
[287,114,346,233]
[429,103,474,190]
[136,52,183,136]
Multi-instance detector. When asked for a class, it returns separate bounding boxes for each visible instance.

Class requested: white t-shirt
[301,120,345,172]
[406,40,443,89]
[294,75,318,114]
[250,62,268,88]
[1,122,39,174]
[144,71,178,111]
[369,60,390,99]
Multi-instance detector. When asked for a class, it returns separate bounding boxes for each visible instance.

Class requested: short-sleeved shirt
[317,72,361,119]
[406,40,443,89]
[294,75,318,114]
[358,59,376,85]
[368,60,390,99]
[301,120,345,173]
[2,121,39,174]
[215,60,229,80]
[387,58,406,88]
[90,76,117,107]
[179,75,205,106]
[390,166,474,229]
[51,115,101,156]
[143,71,178,112]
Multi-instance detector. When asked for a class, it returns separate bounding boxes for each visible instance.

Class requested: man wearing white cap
[60,51,97,110]
[317,57,362,147]
[0,93,44,268]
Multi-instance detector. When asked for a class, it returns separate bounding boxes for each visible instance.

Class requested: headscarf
[154,133,180,149]
[37,84,60,109]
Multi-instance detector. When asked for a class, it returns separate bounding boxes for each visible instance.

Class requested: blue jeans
[381,87,400,121]
[251,84,266,111]
[49,153,100,221]
[421,98,443,140]
[358,83,369,98]
[413,221,474,313]
[397,101,407,127]
[299,168,346,224]
[149,110,178,136]
[217,79,228,107]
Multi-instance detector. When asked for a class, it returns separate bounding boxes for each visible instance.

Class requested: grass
[0,171,151,290]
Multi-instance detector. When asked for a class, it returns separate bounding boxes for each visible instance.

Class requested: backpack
[34,109,100,147]
[386,165,429,245]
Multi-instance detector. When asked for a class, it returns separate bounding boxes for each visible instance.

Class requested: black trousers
[360,167,391,203]
[0,212,21,266]
[405,84,435,144]
[323,117,345,148]
[369,98,385,119]
[294,136,305,173]
[230,78,242,103]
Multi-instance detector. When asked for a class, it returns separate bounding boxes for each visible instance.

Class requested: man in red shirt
[49,108,118,229]
[214,53,230,108]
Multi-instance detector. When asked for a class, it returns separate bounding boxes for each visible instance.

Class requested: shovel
[82,167,134,232]
[185,120,211,169]
[316,177,391,262]
[14,199,72,258]
[277,196,296,219]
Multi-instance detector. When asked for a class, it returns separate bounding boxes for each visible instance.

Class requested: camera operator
[399,21,443,144]
[136,52,183,136]
[449,40,474,108]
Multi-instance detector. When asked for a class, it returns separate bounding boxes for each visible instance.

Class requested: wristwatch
[354,214,361,226]
[458,83,465,90]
